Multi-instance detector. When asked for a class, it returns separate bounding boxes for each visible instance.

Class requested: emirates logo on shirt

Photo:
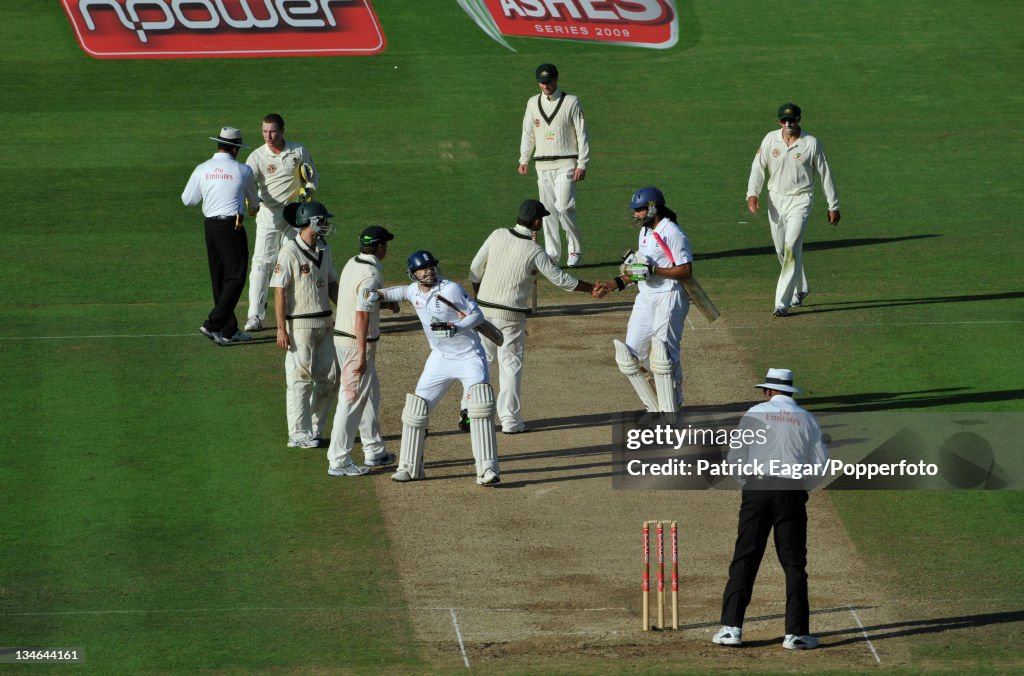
[457,0,678,51]
[60,0,386,59]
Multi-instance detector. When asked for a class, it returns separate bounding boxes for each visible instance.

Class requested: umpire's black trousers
[720,484,809,635]
[203,216,249,337]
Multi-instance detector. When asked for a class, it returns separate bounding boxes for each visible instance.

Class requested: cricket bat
[435,294,504,346]
[682,276,720,323]
[634,236,722,323]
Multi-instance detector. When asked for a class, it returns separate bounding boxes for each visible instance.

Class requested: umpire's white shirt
[181,152,257,218]
[728,394,830,487]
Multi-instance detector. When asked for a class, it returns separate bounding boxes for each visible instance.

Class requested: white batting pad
[466,383,499,477]
[650,338,679,413]
[397,393,428,480]
[613,339,659,412]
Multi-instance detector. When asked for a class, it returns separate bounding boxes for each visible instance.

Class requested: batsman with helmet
[595,187,693,414]
[375,251,501,486]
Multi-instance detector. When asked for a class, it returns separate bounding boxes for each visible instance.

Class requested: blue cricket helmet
[629,186,665,210]
[407,250,439,273]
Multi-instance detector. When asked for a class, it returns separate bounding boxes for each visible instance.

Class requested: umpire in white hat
[181,127,259,345]
[712,368,829,651]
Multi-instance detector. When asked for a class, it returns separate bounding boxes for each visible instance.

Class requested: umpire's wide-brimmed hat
[756,367,802,394]
[209,126,249,148]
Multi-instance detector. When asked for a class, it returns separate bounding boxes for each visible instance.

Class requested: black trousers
[720,486,809,635]
[203,217,249,337]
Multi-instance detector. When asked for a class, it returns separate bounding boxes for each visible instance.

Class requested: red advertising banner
[60,0,386,59]
[458,0,678,50]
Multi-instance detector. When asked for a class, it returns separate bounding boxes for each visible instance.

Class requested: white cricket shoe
[328,462,370,477]
[783,634,819,650]
[199,326,222,343]
[476,468,500,486]
[287,436,322,449]
[244,316,263,332]
[712,626,742,646]
[567,252,582,267]
[391,468,414,482]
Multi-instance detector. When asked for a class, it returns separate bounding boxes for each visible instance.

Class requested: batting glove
[430,321,457,338]
[627,262,654,282]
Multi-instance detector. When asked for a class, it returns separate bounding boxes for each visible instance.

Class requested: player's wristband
[614,276,626,291]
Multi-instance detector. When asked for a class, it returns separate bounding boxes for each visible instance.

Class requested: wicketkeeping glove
[430,320,457,338]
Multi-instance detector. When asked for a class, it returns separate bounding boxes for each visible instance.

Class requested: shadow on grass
[695,234,940,262]
[797,290,1024,315]
[695,606,876,648]
[819,609,1024,649]
[682,606,1024,649]
[802,387,1024,412]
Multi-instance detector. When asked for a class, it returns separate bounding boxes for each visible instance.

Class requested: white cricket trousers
[537,166,581,262]
[248,206,296,322]
[766,192,811,310]
[625,289,688,403]
[414,351,490,412]
[284,325,339,442]
[327,343,387,467]
[482,316,527,431]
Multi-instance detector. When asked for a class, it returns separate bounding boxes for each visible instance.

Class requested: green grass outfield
[2,1,1022,672]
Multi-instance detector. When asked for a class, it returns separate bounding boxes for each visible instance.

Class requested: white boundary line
[849,606,882,665]
[449,608,470,669]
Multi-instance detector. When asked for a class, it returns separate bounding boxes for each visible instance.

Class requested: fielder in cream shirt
[518,63,590,268]
[245,113,317,331]
[469,199,596,433]
[746,103,840,317]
